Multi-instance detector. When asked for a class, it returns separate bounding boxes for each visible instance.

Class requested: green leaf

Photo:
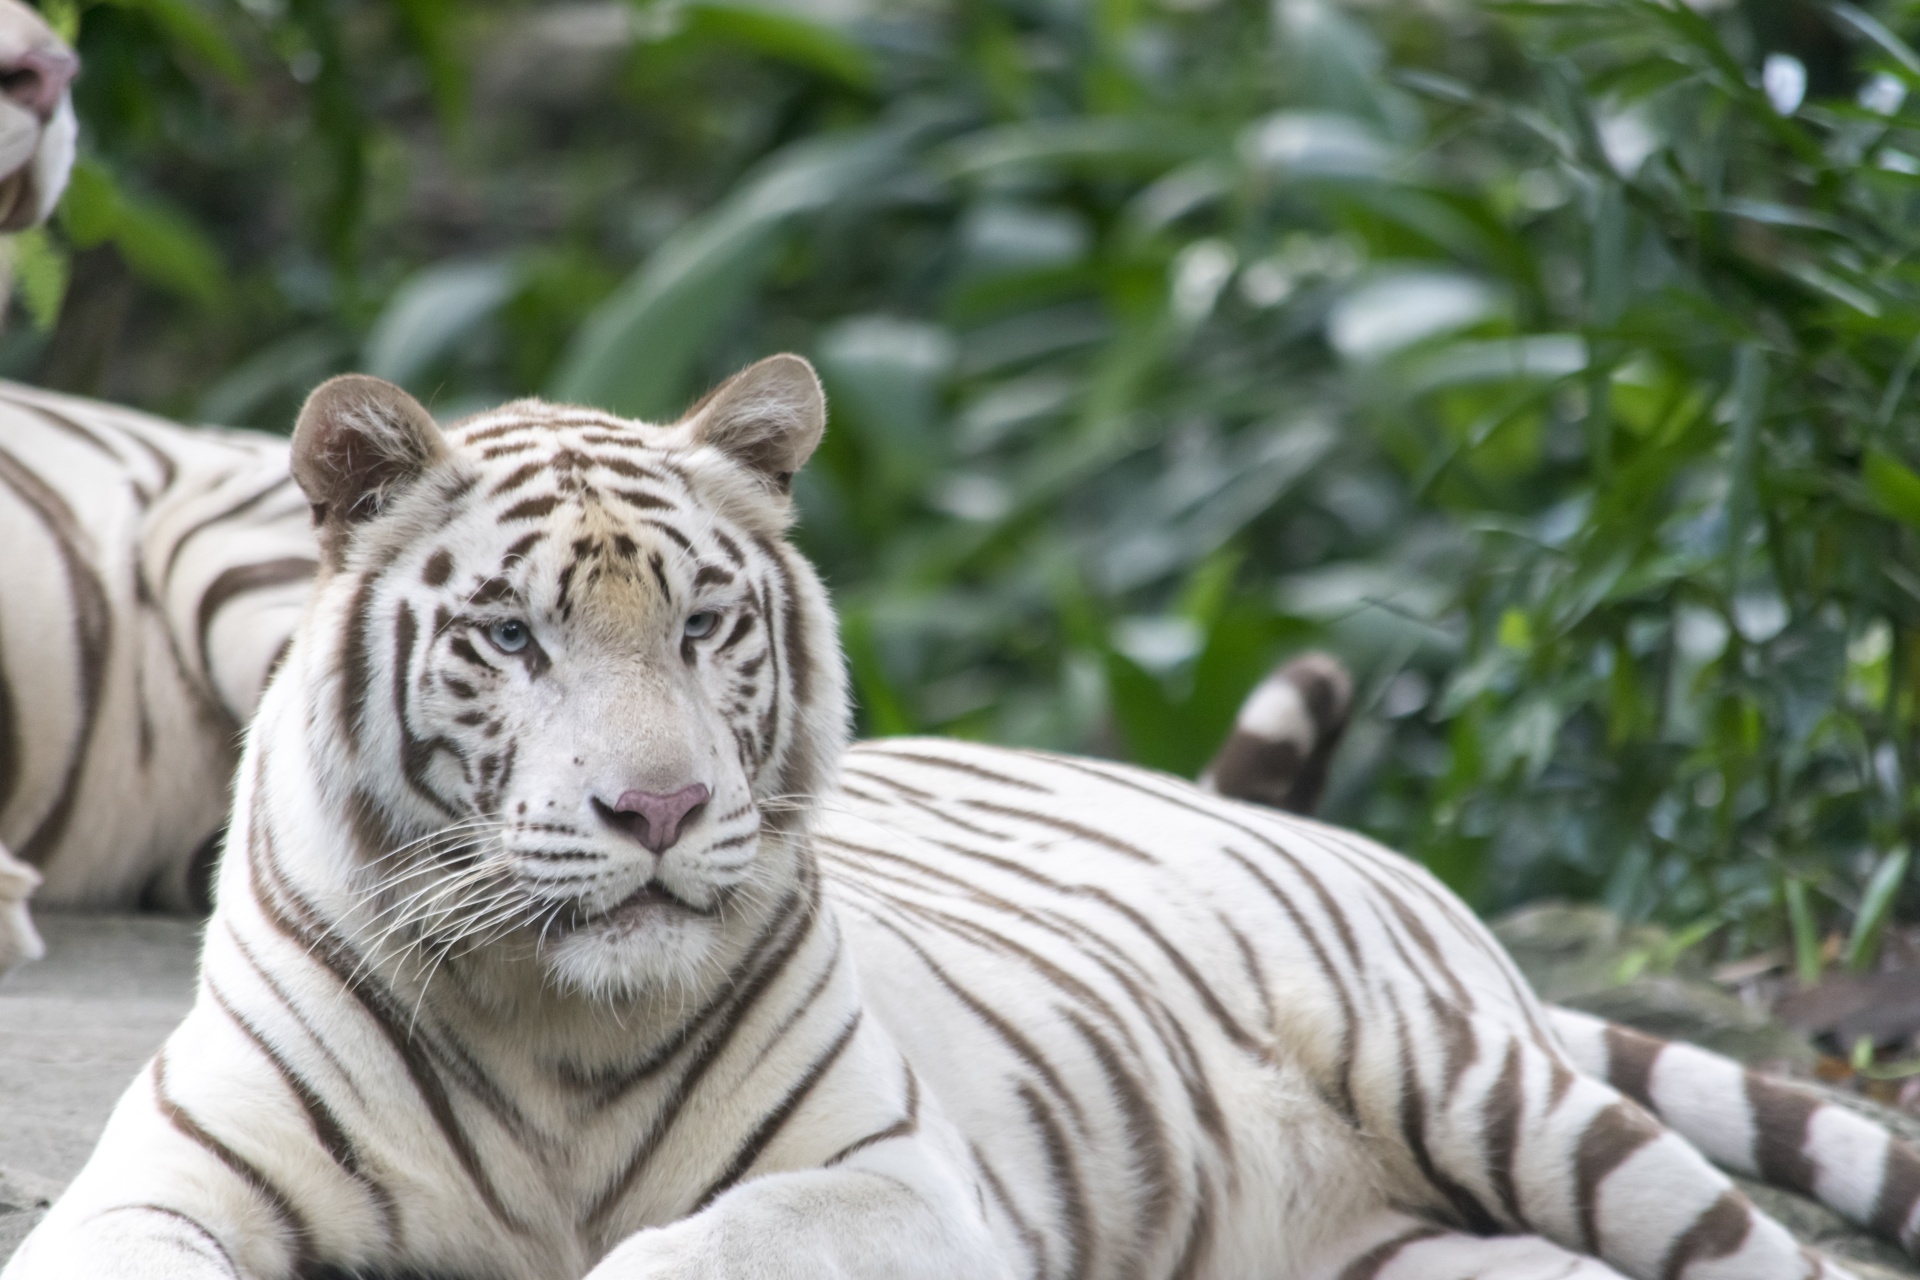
[1831,3,1920,81]
[1865,448,1920,530]
[391,0,466,132]
[941,118,1205,180]
[549,129,902,417]
[1847,847,1910,971]
[58,161,227,309]
[98,0,248,84]
[1785,878,1823,985]
[682,3,874,91]
[8,227,68,332]
[364,259,519,391]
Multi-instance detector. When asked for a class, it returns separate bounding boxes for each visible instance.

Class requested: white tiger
[0,0,76,241]
[0,384,315,966]
[0,0,262,968]
[9,355,1920,1280]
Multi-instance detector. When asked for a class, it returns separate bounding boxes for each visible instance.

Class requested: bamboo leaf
[1847,847,1911,971]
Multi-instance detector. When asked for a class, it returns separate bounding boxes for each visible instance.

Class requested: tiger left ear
[682,353,826,493]
[291,374,447,568]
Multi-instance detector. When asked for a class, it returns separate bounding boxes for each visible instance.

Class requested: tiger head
[0,0,76,232]
[283,357,849,1001]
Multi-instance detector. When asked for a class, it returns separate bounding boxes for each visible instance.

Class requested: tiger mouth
[552,878,717,934]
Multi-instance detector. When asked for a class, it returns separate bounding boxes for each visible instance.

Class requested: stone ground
[0,912,199,1256]
[1,906,1916,1275]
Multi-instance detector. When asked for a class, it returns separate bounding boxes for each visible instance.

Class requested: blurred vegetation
[16,0,1920,964]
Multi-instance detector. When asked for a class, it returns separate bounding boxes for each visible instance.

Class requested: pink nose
[599,783,710,853]
[0,47,76,118]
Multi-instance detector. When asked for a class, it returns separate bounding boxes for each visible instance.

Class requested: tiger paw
[0,843,45,975]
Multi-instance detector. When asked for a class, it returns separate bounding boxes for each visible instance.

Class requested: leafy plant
[22,0,1920,960]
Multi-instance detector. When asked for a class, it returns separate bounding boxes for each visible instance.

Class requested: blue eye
[684,611,720,640]
[487,619,531,654]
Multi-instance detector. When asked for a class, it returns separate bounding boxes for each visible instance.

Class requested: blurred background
[11,0,1920,976]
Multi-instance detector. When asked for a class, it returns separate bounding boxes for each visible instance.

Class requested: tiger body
[10,359,1920,1280]
[0,382,313,935]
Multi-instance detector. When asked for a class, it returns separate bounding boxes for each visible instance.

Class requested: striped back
[0,382,314,908]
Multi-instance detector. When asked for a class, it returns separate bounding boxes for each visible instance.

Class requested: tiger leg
[585,1140,1012,1280]
[1406,1020,1854,1279]
[3,1202,244,1279]
[1308,1209,1629,1279]
[1550,1006,1920,1259]
[0,836,44,973]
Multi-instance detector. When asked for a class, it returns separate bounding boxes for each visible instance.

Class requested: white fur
[0,384,314,971]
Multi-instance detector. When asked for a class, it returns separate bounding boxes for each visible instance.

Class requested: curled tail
[1551,1005,1920,1258]
[1199,652,1353,815]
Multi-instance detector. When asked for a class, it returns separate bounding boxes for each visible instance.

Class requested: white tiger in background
[11,354,1920,1280]
[0,0,75,238]
[0,386,314,964]
[0,0,321,969]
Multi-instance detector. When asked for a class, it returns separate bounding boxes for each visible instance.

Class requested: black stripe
[1746,1074,1818,1195]
[1018,1080,1093,1280]
[865,913,1090,1135]
[1481,1040,1525,1225]
[861,745,1051,793]
[1573,1102,1661,1253]
[393,602,459,815]
[960,799,1152,862]
[1062,1006,1177,1261]
[691,1012,863,1213]
[196,558,317,697]
[972,1143,1046,1278]
[0,446,111,864]
[824,1067,920,1167]
[1386,993,1496,1233]
[206,980,399,1247]
[89,1204,238,1276]
[585,885,820,1228]
[1872,1133,1920,1242]
[153,1049,312,1267]
[160,473,299,590]
[242,771,524,1233]
[1658,1191,1751,1280]
[1337,1222,1448,1280]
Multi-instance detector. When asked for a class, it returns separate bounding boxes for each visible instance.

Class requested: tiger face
[285,358,848,1000]
[0,0,77,232]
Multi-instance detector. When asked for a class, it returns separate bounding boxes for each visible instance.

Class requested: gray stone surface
[0,911,200,1256]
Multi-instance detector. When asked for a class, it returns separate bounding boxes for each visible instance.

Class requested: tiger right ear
[682,353,826,493]
[291,374,447,567]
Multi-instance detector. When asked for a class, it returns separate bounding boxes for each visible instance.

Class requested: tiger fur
[0,0,84,964]
[9,356,1920,1280]
[0,383,314,968]
[1197,652,1352,817]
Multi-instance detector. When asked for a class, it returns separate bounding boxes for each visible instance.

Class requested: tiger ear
[291,374,447,567]
[681,353,826,493]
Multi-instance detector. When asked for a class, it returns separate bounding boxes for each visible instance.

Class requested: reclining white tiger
[0,384,314,965]
[10,354,1920,1280]
[0,0,321,968]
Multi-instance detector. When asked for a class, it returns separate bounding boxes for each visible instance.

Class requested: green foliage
[20,0,1920,956]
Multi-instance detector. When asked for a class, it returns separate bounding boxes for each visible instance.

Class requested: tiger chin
[13,357,1920,1280]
